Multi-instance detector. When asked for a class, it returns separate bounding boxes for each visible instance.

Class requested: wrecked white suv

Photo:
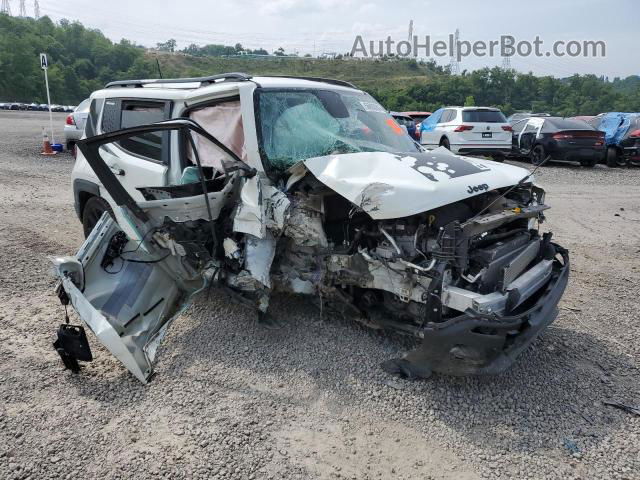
[52,73,569,383]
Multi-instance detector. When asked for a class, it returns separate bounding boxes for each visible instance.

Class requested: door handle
[109,165,125,176]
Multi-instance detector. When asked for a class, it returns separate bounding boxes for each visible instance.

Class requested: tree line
[1,15,638,117]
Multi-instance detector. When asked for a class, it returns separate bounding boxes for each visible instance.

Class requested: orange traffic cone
[41,129,57,156]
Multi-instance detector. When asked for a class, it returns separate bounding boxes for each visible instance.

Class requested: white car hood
[302,148,531,219]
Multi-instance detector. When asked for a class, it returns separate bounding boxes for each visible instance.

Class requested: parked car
[587,112,640,167]
[51,73,569,384]
[28,103,40,110]
[390,112,418,140]
[400,111,432,135]
[51,104,66,112]
[401,111,431,125]
[9,103,21,110]
[63,98,91,151]
[0,103,7,110]
[419,106,512,161]
[511,117,604,167]
[38,104,49,111]
[507,112,551,125]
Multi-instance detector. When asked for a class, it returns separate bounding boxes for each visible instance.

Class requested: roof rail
[266,76,357,89]
[105,72,253,89]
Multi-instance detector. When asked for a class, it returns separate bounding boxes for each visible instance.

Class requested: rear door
[54,120,249,383]
[462,109,511,145]
[99,98,172,201]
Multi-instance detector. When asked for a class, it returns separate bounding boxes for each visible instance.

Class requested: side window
[440,109,457,123]
[100,98,171,164]
[512,119,527,134]
[188,98,246,172]
[120,102,166,162]
[523,122,538,134]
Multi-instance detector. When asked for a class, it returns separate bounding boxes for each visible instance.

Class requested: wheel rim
[532,149,542,164]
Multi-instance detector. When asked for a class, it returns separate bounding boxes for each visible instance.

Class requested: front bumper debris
[383,246,569,378]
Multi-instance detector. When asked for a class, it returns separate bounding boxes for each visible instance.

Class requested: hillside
[1,14,638,116]
[150,51,434,91]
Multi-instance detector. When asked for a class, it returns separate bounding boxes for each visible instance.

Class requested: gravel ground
[0,110,639,480]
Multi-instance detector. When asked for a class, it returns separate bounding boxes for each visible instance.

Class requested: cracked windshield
[257,89,420,170]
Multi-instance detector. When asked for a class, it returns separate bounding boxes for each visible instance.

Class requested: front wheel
[82,196,113,238]
[439,137,450,150]
[530,145,546,166]
[491,153,505,162]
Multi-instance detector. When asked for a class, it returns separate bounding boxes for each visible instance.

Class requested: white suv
[53,73,568,384]
[419,106,513,160]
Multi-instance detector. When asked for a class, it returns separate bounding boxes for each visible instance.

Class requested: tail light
[454,125,474,132]
[65,114,75,126]
[629,129,640,138]
[552,133,572,140]
[501,125,513,131]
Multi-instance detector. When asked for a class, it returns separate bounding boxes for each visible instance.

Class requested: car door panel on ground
[100,98,172,202]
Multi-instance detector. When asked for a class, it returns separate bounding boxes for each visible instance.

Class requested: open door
[52,119,255,383]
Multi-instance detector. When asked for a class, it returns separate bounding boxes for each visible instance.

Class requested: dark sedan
[511,117,604,167]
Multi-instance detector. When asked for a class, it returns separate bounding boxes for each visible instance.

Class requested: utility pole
[19,0,25,16]
[408,19,413,42]
[449,28,460,75]
[33,0,39,18]
[1,0,11,15]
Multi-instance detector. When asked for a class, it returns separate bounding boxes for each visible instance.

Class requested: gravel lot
[1,110,639,480]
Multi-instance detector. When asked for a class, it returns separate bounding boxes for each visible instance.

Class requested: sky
[33,0,640,78]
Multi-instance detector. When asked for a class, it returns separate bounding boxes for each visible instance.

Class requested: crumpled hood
[302,148,531,219]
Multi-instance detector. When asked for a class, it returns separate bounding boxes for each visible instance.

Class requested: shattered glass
[257,90,420,171]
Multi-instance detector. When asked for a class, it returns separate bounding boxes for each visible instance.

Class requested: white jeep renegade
[55,73,569,384]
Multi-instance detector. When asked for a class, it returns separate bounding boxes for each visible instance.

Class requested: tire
[606,147,627,168]
[530,145,545,166]
[82,196,113,238]
[491,154,505,162]
[439,137,450,150]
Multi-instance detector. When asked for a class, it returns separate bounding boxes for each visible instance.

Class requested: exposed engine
[242,173,556,338]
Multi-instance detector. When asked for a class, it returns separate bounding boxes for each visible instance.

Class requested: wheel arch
[73,179,101,221]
